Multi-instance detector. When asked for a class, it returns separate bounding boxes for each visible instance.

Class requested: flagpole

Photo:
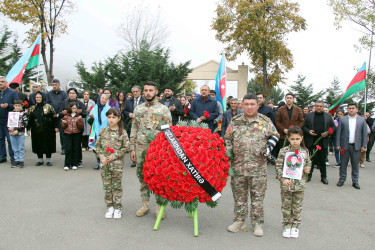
[365,27,373,114]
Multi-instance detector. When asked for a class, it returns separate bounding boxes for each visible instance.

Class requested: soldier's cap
[9,82,19,89]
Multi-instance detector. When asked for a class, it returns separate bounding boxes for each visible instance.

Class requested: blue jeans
[10,134,25,162]
[0,122,14,160]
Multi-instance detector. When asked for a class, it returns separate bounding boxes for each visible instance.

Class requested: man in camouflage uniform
[225,93,279,237]
[95,118,130,219]
[275,143,311,238]
[130,81,172,217]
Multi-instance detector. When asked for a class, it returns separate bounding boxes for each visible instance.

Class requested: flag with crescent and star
[215,51,226,112]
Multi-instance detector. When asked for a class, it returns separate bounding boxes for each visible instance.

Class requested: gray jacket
[336,115,368,151]
[221,108,243,137]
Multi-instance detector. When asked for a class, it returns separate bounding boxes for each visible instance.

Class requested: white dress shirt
[348,115,357,144]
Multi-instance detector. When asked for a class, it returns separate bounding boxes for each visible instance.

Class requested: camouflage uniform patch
[95,126,130,209]
[225,113,279,226]
[129,99,172,201]
[276,145,311,228]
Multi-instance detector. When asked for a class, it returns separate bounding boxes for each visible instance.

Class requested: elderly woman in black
[27,91,58,166]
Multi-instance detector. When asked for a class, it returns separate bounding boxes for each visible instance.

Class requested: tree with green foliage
[288,74,324,108]
[212,0,306,90]
[184,80,198,96]
[76,42,192,95]
[325,76,343,107]
[247,78,284,104]
[0,26,38,87]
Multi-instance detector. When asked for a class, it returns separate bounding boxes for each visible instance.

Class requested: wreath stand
[153,204,199,237]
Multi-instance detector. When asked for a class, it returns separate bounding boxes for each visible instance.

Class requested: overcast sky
[0,0,371,98]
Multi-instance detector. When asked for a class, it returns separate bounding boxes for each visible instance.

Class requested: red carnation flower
[289,125,294,128]
[316,145,322,150]
[142,125,229,203]
[204,111,209,119]
[23,100,28,108]
[106,147,111,152]
[109,148,115,154]
[340,148,345,155]
[295,150,299,155]
[328,127,334,134]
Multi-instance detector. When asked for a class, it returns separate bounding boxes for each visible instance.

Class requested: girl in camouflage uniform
[276,126,311,239]
[95,108,129,219]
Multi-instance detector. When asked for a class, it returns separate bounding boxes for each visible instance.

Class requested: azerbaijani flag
[6,34,41,85]
[329,62,366,114]
[215,51,226,112]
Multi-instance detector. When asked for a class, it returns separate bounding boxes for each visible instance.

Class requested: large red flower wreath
[142,125,229,204]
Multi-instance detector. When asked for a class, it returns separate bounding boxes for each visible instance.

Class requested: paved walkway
[0,136,374,249]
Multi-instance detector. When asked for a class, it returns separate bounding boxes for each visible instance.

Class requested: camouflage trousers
[136,147,150,201]
[281,190,304,228]
[230,174,267,227]
[101,162,123,209]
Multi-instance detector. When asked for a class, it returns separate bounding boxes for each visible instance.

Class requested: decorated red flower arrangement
[140,121,229,211]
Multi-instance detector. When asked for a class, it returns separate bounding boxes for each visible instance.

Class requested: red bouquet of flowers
[141,121,229,210]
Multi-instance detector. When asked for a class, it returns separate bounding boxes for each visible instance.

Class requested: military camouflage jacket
[276,145,311,192]
[95,126,130,162]
[129,99,172,151]
[225,113,280,177]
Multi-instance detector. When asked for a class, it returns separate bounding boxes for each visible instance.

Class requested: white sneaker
[105,207,114,219]
[290,228,299,238]
[113,209,122,219]
[72,166,77,170]
[282,228,291,238]
[360,164,365,168]
[326,162,330,166]
[64,166,69,171]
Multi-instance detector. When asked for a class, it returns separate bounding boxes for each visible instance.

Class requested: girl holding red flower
[95,108,130,219]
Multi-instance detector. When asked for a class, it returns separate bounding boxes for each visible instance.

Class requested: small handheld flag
[6,34,41,85]
[215,51,226,111]
[329,62,366,114]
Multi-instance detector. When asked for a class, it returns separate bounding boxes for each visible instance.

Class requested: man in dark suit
[256,92,275,123]
[336,103,368,189]
[365,111,374,162]
[303,101,335,184]
[159,87,184,125]
[275,93,305,156]
[123,85,145,167]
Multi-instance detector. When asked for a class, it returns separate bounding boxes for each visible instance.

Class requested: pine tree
[288,74,324,108]
[325,76,343,107]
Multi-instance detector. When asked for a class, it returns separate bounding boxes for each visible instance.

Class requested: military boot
[156,204,165,219]
[136,201,150,217]
[227,221,246,232]
[253,224,264,237]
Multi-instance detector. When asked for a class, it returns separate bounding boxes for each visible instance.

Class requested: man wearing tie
[336,103,368,189]
[123,85,145,167]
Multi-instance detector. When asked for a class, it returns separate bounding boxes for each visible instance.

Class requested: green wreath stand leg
[193,209,198,237]
[153,204,166,231]
[189,211,194,218]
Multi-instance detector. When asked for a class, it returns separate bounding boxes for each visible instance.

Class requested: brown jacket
[275,104,305,139]
[61,114,84,134]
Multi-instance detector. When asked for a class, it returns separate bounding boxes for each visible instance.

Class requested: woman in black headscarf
[27,91,58,166]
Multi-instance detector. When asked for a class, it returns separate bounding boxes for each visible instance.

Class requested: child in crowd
[61,102,84,171]
[275,126,311,238]
[8,100,28,168]
[95,108,129,219]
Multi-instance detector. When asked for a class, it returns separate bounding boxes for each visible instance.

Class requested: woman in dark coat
[27,91,58,166]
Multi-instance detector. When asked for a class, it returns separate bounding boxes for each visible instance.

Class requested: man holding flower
[303,101,335,184]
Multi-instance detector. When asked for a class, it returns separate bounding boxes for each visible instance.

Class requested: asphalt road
[0,136,374,249]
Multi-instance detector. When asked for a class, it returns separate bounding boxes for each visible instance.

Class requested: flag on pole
[329,62,366,114]
[215,51,226,112]
[5,34,41,85]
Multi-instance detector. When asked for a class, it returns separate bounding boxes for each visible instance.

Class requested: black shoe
[352,183,360,189]
[307,175,312,182]
[0,158,7,163]
[321,178,328,185]
[78,161,83,168]
[366,159,371,162]
[35,161,44,166]
[46,162,53,167]
[19,162,24,168]
[11,161,18,168]
[337,181,344,187]
[131,161,136,168]
[93,166,100,170]
[61,149,65,155]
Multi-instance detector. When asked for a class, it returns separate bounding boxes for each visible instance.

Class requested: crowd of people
[1,75,374,238]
